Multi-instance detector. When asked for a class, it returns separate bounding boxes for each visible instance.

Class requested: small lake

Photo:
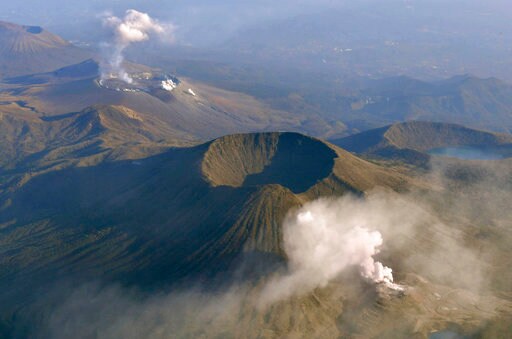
[429,330,466,339]
[428,146,504,160]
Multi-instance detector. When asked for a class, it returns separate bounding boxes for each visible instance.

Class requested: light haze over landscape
[0,1,511,338]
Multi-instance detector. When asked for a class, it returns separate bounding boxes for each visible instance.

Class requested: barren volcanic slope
[0,104,195,192]
[0,132,412,334]
[0,132,511,338]
[0,58,346,141]
[0,132,411,278]
[0,21,91,78]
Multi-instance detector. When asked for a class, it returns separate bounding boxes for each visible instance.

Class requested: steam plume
[41,185,499,337]
[260,195,403,305]
[100,10,175,83]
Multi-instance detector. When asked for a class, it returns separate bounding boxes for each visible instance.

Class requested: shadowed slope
[0,105,194,181]
[0,132,414,287]
[4,131,488,338]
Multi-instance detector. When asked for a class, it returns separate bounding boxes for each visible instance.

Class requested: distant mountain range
[170,60,512,134]
[345,75,512,133]
[2,20,512,140]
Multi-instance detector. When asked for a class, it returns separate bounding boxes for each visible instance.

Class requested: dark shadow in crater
[243,133,336,193]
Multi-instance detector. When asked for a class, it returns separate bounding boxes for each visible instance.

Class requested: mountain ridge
[0,21,91,78]
[332,121,512,165]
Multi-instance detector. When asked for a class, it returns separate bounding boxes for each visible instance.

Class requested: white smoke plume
[260,194,407,306]
[39,187,499,338]
[100,9,175,83]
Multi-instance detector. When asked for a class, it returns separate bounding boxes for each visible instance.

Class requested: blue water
[429,330,466,339]
[428,146,504,160]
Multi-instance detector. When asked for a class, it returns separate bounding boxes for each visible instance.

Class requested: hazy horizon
[1,2,512,338]
[1,0,511,82]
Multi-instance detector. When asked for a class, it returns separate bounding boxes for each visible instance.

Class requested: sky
[1,0,508,46]
[1,0,511,80]
[0,0,343,45]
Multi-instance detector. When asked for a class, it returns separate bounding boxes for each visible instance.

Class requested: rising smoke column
[260,195,404,306]
[101,10,175,83]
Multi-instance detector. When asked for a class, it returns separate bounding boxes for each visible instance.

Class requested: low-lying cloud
[36,160,511,338]
[259,194,409,306]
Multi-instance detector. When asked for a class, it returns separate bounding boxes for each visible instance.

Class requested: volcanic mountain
[0,58,346,141]
[1,132,511,338]
[0,132,411,295]
[0,21,91,78]
[332,121,512,165]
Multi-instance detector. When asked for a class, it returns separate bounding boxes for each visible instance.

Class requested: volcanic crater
[201,132,337,193]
